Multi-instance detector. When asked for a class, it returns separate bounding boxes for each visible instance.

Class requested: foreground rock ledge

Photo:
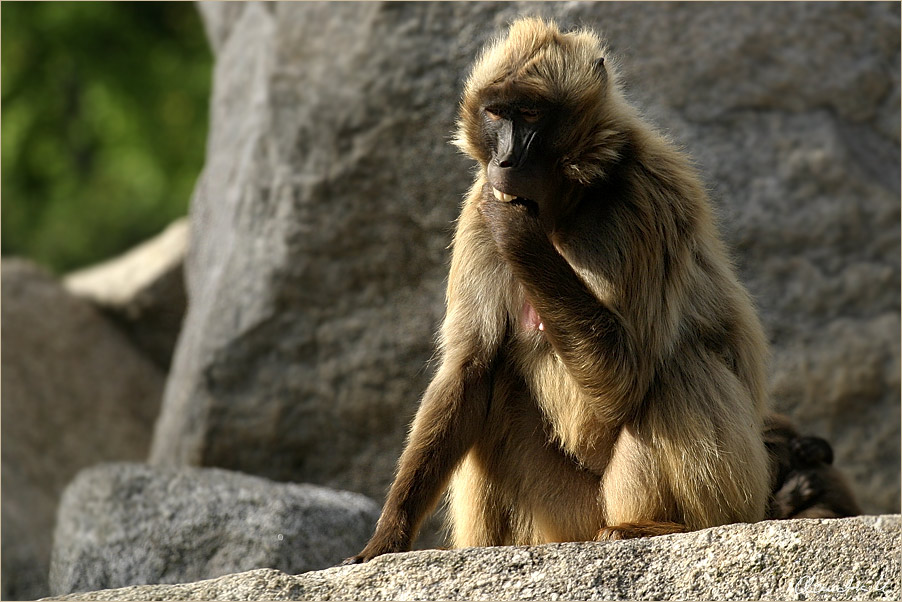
[48,515,899,601]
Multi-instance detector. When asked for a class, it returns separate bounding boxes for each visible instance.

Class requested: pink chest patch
[521,301,545,331]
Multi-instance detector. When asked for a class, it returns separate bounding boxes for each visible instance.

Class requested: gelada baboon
[764,413,861,519]
[346,17,770,563]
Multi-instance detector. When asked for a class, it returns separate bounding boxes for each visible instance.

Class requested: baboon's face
[455,23,614,205]
[480,95,566,212]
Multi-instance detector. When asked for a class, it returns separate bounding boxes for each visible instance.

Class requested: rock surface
[151,1,900,521]
[50,464,379,594]
[49,463,380,597]
[1,259,165,601]
[47,515,901,601]
[64,218,189,369]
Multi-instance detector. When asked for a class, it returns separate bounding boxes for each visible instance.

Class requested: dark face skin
[480,100,574,231]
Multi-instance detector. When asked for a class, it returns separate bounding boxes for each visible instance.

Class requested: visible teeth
[493,188,515,202]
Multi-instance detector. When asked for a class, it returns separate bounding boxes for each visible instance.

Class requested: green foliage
[2,1,212,273]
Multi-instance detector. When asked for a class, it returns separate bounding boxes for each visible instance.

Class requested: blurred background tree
[2,2,212,274]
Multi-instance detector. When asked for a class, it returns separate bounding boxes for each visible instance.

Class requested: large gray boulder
[64,218,189,370]
[150,1,900,521]
[1,259,164,601]
[49,463,380,596]
[46,515,901,601]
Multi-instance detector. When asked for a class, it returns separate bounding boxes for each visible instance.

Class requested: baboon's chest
[509,304,607,462]
[503,234,616,462]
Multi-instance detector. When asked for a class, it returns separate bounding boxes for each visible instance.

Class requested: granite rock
[64,218,188,369]
[2,259,164,600]
[47,515,901,601]
[49,463,380,596]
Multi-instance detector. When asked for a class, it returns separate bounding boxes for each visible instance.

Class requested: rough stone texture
[1,259,164,601]
[47,515,901,601]
[64,218,189,370]
[151,0,900,527]
[49,463,380,597]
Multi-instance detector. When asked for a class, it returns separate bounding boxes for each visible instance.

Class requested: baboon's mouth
[492,187,534,205]
[492,187,516,202]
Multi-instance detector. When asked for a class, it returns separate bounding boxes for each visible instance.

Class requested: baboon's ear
[594,57,607,79]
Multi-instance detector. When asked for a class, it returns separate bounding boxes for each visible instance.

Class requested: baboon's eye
[519,108,541,123]
[485,108,503,121]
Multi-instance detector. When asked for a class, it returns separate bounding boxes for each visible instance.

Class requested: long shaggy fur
[444,17,770,542]
[349,17,772,563]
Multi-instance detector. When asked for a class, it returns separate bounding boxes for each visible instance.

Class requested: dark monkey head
[454,18,632,220]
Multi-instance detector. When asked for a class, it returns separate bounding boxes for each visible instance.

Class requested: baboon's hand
[478,196,544,258]
[339,554,366,566]
[339,532,411,565]
[339,549,383,566]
